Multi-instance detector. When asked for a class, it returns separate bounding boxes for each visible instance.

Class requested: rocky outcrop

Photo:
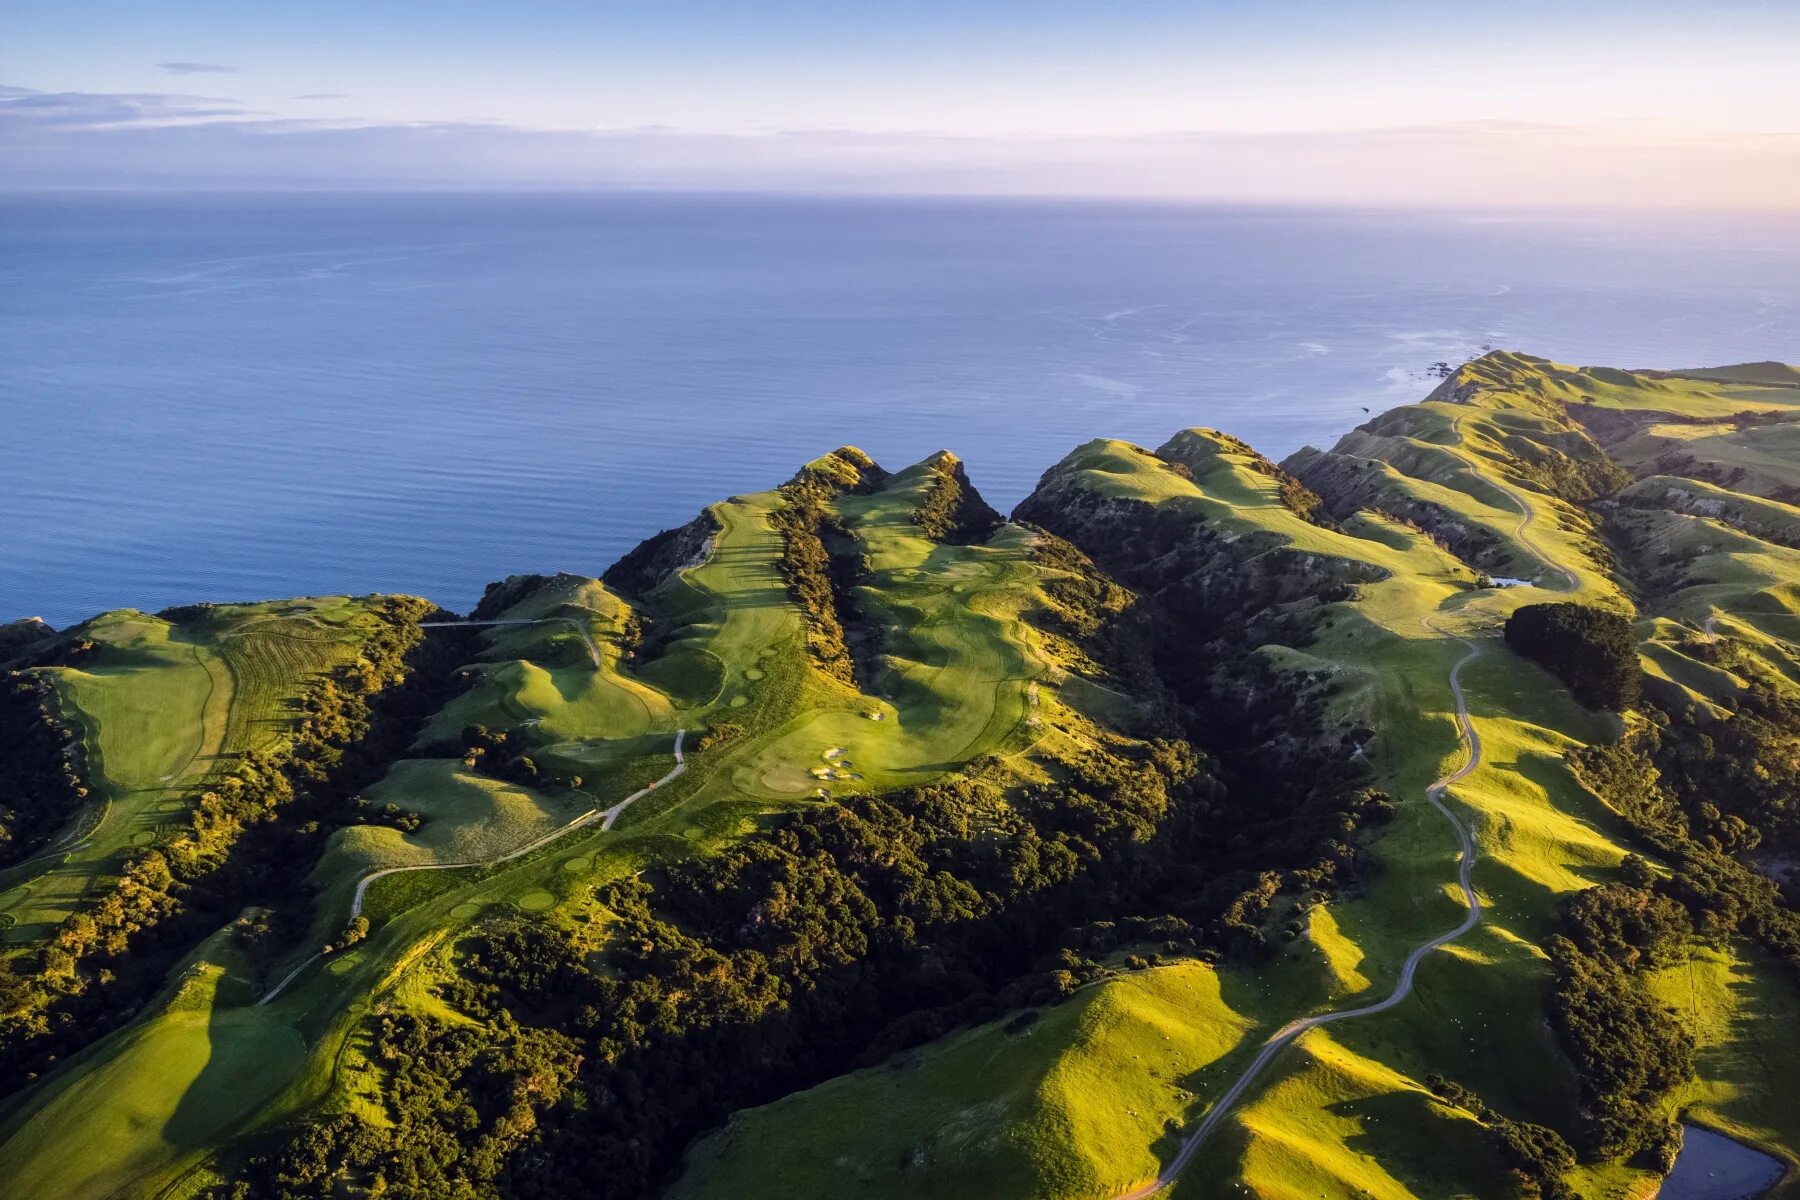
[0,618,60,669]
[602,508,723,601]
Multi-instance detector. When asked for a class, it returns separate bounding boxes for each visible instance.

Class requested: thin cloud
[0,86,248,128]
[159,62,235,76]
[293,93,349,100]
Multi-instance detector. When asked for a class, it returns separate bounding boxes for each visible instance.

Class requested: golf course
[3,352,1800,1200]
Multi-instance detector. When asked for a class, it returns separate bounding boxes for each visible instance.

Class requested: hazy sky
[7,1,1799,204]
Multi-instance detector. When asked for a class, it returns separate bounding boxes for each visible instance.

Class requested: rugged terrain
[3,352,1800,1200]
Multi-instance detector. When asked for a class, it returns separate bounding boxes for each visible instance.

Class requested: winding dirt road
[1118,633,1485,1197]
[1484,471,1580,593]
[1121,414,1586,1195]
[1447,414,1579,594]
[257,729,685,1006]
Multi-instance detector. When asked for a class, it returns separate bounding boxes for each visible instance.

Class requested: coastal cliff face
[1010,426,1398,882]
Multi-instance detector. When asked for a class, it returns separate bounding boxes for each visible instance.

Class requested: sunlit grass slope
[674,355,1800,1200]
[35,447,1175,1200]
[0,598,389,948]
[11,356,1800,1200]
[675,411,1629,1198]
[0,922,300,1200]
[675,962,1255,1200]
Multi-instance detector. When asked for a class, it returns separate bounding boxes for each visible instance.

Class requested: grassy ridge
[672,355,1800,1200]
[674,962,1254,1200]
[6,355,1800,1200]
[0,925,299,1200]
[0,447,1151,1199]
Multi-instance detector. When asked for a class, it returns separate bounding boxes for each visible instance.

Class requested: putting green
[423,575,673,746]
[670,359,1738,1199]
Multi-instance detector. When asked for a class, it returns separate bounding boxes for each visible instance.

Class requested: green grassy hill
[3,354,1800,1200]
[673,355,1800,1200]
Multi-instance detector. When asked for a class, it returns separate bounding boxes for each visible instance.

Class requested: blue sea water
[3,192,1798,627]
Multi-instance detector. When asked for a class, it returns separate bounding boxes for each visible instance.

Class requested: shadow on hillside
[1328,1085,1513,1198]
[160,960,306,1171]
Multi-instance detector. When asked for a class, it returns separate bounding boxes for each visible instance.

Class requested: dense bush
[1557,715,1800,1168]
[1504,602,1641,711]
[1652,686,1800,852]
[1559,880,1692,971]
[1572,732,1800,979]
[1545,930,1690,1163]
[222,518,1409,1198]
[0,672,86,865]
[1548,871,1695,1166]
[911,455,1002,544]
[767,449,884,684]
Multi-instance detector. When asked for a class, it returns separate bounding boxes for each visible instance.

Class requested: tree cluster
[766,449,884,685]
[220,522,1411,1198]
[1545,919,1690,1167]
[910,456,1002,544]
[1572,733,1800,980]
[1504,602,1641,711]
[1426,1073,1578,1200]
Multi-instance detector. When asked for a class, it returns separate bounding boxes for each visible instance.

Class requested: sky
[5,0,1799,205]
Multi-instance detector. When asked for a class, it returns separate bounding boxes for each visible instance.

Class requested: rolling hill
[2,352,1799,1200]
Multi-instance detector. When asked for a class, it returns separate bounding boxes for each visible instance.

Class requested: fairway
[675,962,1256,1200]
[0,599,384,947]
[669,356,1800,1200]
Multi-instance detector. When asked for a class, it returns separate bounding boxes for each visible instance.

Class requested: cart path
[1118,413,1588,1195]
[1116,630,1485,1197]
[257,729,684,1006]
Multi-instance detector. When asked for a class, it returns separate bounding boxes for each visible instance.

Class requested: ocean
[4,192,1797,627]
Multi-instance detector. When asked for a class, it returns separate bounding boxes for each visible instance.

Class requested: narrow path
[1118,411,1586,1195]
[1484,471,1580,593]
[1448,415,1578,593]
[1118,633,1485,1197]
[257,730,684,1006]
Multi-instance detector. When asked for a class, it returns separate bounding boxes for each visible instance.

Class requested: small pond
[1660,1124,1785,1200]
